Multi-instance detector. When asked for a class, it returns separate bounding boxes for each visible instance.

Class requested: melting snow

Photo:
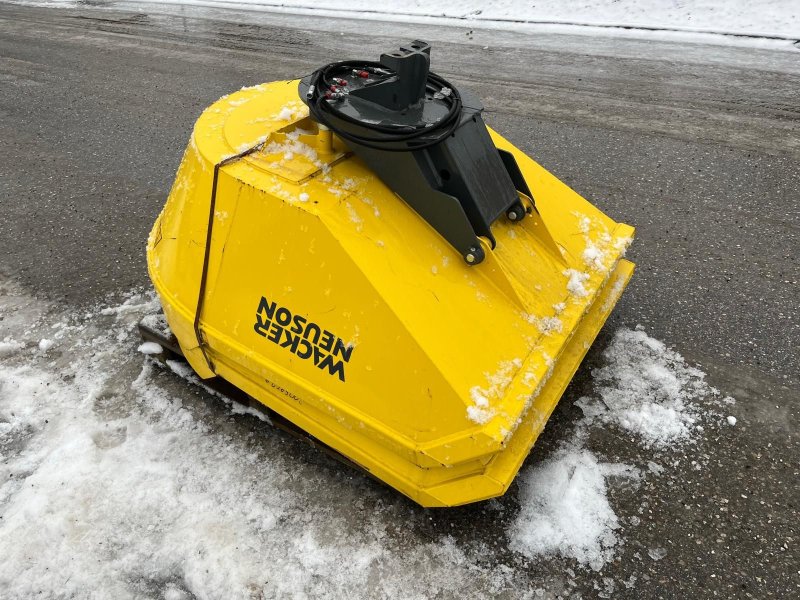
[510,326,719,568]
[648,547,668,561]
[564,268,590,297]
[0,280,730,592]
[466,359,523,424]
[573,328,708,448]
[601,273,627,312]
[0,284,536,598]
[343,201,363,226]
[137,341,163,355]
[510,449,638,571]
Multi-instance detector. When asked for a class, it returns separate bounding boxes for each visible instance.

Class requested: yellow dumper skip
[147,80,634,507]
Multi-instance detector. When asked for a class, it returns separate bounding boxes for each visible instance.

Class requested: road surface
[0,2,798,598]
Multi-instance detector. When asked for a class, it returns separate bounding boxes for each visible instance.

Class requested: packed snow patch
[0,339,24,357]
[137,341,163,355]
[574,328,709,448]
[510,449,638,571]
[510,326,718,568]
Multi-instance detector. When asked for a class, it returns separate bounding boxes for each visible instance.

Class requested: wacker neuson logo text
[253,296,354,382]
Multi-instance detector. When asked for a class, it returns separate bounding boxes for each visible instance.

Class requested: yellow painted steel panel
[147,80,635,506]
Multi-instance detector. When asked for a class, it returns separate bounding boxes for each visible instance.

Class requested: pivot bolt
[508,211,518,221]
[465,253,476,264]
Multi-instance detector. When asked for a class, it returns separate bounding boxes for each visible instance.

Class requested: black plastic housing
[300,41,534,264]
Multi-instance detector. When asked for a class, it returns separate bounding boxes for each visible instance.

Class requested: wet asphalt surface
[0,2,798,598]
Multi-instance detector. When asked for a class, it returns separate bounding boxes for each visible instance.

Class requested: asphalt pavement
[0,2,798,598]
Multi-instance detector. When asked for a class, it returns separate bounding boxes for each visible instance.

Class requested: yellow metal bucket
[147,80,634,507]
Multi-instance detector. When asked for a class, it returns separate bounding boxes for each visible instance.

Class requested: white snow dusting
[466,359,522,424]
[564,268,590,298]
[466,387,493,424]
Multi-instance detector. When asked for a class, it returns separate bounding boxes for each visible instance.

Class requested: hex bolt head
[508,211,518,221]
[465,253,476,264]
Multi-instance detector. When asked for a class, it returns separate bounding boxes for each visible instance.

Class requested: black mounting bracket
[300,41,536,265]
[349,41,431,110]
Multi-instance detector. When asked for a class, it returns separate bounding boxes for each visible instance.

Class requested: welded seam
[193,142,267,374]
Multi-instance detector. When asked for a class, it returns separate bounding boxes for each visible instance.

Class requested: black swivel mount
[300,40,535,265]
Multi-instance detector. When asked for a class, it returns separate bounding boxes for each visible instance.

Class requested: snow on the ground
[137,340,163,355]
[0,285,529,598]
[509,326,719,569]
[0,280,728,596]
[21,0,799,43]
[510,449,638,571]
[573,328,708,448]
[121,0,800,39]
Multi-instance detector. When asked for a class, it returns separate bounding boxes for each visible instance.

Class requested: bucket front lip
[416,256,636,507]
[416,223,635,468]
